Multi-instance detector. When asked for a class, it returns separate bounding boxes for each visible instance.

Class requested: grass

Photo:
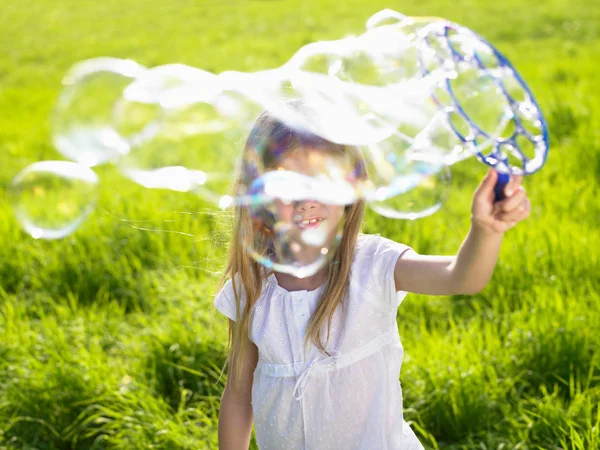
[1,0,599,448]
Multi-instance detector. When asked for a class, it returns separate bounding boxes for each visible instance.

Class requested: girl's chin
[299,222,337,247]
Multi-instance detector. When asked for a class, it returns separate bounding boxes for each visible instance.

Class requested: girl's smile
[294,216,326,230]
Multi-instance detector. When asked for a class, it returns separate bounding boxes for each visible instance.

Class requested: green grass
[1,0,599,448]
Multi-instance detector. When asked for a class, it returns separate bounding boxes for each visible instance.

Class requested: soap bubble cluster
[9,9,548,277]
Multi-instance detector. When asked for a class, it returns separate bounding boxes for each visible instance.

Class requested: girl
[213,111,531,450]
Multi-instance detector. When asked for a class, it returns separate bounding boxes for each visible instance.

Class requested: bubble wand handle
[494,171,510,202]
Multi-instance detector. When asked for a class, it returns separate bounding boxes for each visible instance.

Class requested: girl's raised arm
[393,169,531,296]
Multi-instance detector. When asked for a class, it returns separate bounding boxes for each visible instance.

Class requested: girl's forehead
[277,146,349,172]
[283,146,326,162]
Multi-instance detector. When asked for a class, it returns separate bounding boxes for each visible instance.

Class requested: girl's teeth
[300,218,322,226]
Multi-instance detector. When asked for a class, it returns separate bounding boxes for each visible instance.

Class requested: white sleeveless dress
[214,233,425,450]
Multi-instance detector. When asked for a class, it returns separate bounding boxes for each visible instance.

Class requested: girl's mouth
[295,217,325,230]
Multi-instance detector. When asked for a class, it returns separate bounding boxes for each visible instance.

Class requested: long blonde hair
[215,111,368,395]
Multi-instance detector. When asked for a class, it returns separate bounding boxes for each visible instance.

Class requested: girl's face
[265,147,349,265]
[274,146,346,236]
[274,198,345,245]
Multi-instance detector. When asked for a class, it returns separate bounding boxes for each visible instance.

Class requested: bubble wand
[381,11,552,200]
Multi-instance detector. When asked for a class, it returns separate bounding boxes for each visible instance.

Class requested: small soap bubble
[9,161,100,239]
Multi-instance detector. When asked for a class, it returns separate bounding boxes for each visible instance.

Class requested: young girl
[213,111,531,450]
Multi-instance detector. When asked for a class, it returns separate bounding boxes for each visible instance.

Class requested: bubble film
[243,191,348,278]
[9,161,99,239]
[52,57,146,167]
[365,9,409,30]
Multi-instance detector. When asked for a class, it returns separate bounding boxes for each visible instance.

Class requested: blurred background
[1,0,599,448]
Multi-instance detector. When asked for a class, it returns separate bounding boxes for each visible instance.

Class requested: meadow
[1,0,599,448]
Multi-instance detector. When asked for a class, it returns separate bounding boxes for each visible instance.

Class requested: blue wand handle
[494,171,510,202]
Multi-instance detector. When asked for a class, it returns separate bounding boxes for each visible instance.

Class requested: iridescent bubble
[410,111,472,164]
[357,126,451,221]
[236,114,365,276]
[122,64,214,105]
[281,22,466,152]
[40,8,549,235]
[280,25,447,146]
[280,16,524,204]
[52,57,146,167]
[8,161,99,239]
[243,177,348,278]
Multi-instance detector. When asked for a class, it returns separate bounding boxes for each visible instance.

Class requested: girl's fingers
[495,187,527,213]
[474,168,498,202]
[504,175,523,196]
[495,198,531,223]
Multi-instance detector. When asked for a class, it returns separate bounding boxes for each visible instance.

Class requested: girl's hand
[471,168,531,234]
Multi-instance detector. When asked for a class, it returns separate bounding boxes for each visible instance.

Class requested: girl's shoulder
[353,233,412,268]
[355,232,409,253]
[213,277,241,322]
[214,272,272,303]
[351,234,414,308]
[213,274,281,321]
[354,232,378,253]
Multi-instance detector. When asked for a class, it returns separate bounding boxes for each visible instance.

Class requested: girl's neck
[274,267,327,292]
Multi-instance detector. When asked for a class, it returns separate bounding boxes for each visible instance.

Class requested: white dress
[214,233,425,450]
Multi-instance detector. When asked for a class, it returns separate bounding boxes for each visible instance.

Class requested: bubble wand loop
[409,17,550,201]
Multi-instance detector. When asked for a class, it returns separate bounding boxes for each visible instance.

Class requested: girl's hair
[216,109,368,396]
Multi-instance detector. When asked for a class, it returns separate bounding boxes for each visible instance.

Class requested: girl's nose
[294,200,318,212]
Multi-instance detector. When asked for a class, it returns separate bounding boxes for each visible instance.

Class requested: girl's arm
[394,169,531,296]
[218,319,258,450]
